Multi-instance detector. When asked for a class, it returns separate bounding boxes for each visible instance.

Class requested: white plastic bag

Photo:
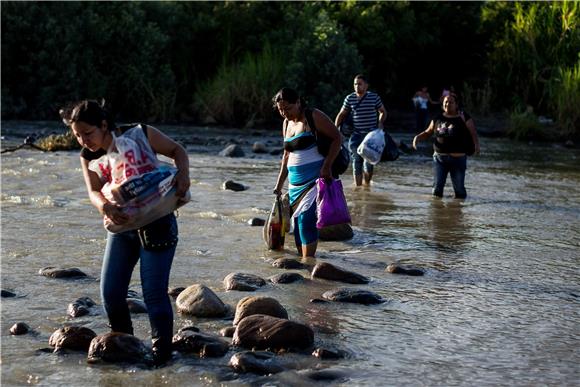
[88,126,190,233]
[357,128,385,165]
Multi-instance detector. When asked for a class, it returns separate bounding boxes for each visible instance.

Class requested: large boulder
[49,326,97,352]
[233,296,288,325]
[311,262,369,284]
[229,351,285,375]
[224,273,266,291]
[172,330,229,358]
[87,332,153,364]
[176,284,228,317]
[318,223,354,241]
[322,288,384,305]
[233,314,314,351]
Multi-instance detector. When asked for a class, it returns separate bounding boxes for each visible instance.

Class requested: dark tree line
[2,1,578,136]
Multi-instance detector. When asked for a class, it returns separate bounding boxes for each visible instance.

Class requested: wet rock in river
[252,142,268,154]
[322,288,384,305]
[176,284,228,317]
[233,296,288,325]
[1,289,16,298]
[39,266,87,279]
[168,286,185,298]
[233,314,314,351]
[10,322,30,335]
[272,258,305,269]
[269,272,304,284]
[87,332,153,364]
[49,326,97,352]
[172,330,230,358]
[247,218,266,226]
[311,262,369,284]
[126,298,147,314]
[219,144,245,158]
[318,223,354,241]
[269,148,283,156]
[178,325,200,333]
[229,351,285,375]
[220,326,236,338]
[312,347,348,359]
[222,180,247,192]
[304,368,349,382]
[386,263,425,276]
[224,273,266,291]
[67,297,96,318]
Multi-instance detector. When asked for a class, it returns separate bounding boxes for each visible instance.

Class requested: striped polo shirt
[342,91,384,134]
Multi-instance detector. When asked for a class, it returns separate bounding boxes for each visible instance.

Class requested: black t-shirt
[80,123,147,161]
[432,113,471,154]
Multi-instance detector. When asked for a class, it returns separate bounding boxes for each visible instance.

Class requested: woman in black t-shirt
[412,94,480,198]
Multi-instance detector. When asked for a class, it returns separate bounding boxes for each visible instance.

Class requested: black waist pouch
[138,213,178,251]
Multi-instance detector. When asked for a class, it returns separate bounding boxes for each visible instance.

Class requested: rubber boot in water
[152,336,173,367]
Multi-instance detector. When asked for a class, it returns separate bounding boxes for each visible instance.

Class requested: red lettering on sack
[125,150,136,165]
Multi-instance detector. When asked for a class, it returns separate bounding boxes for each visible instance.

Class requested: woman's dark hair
[272,87,306,109]
[59,99,115,131]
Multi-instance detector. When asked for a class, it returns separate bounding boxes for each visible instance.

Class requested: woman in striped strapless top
[272,88,341,259]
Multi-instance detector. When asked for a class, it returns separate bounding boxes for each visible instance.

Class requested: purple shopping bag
[316,178,351,229]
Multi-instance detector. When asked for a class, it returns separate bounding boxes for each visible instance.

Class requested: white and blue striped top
[342,91,384,134]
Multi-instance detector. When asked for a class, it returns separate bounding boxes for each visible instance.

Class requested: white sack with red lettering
[88,126,189,233]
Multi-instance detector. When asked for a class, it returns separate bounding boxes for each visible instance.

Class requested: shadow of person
[428,198,472,254]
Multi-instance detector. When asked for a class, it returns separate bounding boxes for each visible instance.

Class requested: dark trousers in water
[100,223,176,356]
[432,154,467,198]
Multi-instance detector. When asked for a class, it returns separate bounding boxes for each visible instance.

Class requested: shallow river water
[1,122,579,386]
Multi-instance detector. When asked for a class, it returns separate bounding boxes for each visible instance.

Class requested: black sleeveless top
[432,113,471,154]
[80,123,147,161]
[283,132,317,152]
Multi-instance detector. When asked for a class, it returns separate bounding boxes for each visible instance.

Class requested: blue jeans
[100,216,177,344]
[432,154,467,198]
[349,131,374,176]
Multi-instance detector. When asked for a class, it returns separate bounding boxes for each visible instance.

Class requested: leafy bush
[547,63,580,137]
[507,109,544,140]
[194,44,284,126]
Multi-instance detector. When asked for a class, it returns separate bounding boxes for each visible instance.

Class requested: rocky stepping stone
[386,263,425,276]
[39,267,87,279]
[87,332,153,364]
[233,314,314,351]
[176,284,228,317]
[222,180,246,191]
[67,297,96,318]
[233,296,288,325]
[247,218,266,226]
[172,330,229,358]
[318,223,354,241]
[49,326,97,352]
[322,288,384,305]
[229,351,285,374]
[311,262,369,284]
[10,322,30,335]
[272,258,305,269]
[269,272,304,284]
[224,273,266,291]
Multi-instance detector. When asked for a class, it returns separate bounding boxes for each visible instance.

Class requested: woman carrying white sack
[60,99,190,366]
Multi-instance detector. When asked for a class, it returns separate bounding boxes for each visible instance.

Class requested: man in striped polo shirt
[335,74,387,186]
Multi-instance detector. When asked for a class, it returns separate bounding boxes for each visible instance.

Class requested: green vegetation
[1,1,578,139]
